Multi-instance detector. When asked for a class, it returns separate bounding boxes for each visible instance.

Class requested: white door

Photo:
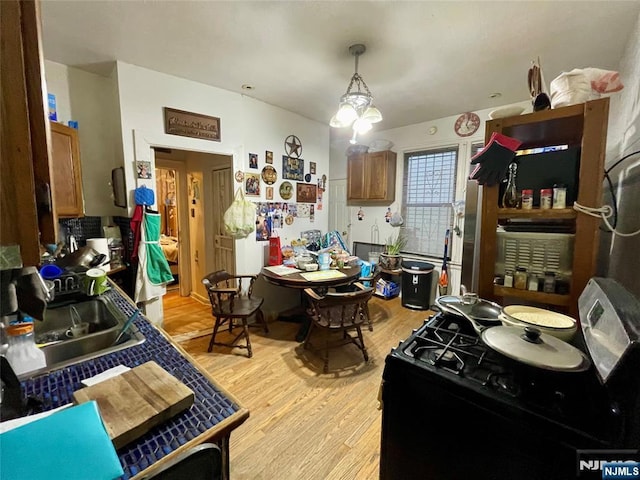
[329,179,351,249]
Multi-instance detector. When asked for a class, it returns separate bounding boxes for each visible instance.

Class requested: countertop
[20,286,249,479]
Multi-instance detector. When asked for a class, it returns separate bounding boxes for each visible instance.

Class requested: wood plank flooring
[162,292,432,480]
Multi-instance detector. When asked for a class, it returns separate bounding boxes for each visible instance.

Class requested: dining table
[260,265,362,341]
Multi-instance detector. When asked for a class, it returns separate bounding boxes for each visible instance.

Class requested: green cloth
[144,212,174,285]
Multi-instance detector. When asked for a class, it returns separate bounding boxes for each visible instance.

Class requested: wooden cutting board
[73,361,195,449]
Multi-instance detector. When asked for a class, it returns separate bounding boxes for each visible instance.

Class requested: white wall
[607,11,640,161]
[330,101,531,295]
[44,60,124,217]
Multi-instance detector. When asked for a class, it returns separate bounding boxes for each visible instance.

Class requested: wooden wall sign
[163,107,220,141]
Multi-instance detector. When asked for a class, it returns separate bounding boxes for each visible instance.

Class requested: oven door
[380,354,609,480]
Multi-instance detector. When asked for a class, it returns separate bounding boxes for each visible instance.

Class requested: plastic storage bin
[401,260,435,310]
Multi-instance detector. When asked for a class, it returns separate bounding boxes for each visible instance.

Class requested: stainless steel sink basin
[27,296,145,378]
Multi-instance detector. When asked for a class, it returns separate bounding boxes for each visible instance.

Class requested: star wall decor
[284,135,302,158]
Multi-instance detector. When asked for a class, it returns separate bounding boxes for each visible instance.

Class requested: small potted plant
[380,232,407,271]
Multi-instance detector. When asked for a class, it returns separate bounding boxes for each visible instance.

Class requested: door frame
[155,157,191,297]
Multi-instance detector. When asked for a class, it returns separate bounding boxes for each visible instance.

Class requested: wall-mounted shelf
[497,208,577,220]
[493,286,571,307]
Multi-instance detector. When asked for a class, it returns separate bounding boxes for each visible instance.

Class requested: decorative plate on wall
[234,170,244,183]
[279,181,293,200]
[261,165,277,185]
[454,112,481,137]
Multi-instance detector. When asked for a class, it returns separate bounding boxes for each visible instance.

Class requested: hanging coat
[134,210,174,303]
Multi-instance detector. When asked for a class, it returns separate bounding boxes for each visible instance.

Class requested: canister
[540,189,553,209]
[553,184,567,209]
[514,267,528,290]
[521,189,534,210]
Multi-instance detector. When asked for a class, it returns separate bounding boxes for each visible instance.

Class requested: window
[401,147,458,257]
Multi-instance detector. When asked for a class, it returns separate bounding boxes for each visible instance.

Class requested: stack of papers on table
[300,270,347,281]
[0,401,124,480]
[264,265,301,276]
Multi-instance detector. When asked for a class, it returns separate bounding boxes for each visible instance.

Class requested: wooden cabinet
[1,0,56,266]
[477,99,609,318]
[347,150,396,204]
[50,121,84,217]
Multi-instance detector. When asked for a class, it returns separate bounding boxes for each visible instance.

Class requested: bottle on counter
[502,163,520,208]
[4,318,46,377]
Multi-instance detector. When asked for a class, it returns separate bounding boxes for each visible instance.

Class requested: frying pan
[56,247,107,269]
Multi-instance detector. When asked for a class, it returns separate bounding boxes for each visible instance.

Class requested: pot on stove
[481,325,591,372]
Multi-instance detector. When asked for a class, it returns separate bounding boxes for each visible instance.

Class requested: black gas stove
[380,289,640,480]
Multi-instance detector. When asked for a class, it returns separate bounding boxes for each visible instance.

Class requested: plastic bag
[223,189,256,238]
[550,68,624,108]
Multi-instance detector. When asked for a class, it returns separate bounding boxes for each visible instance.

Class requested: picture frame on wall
[296,183,317,203]
[266,186,274,200]
[136,161,152,179]
[245,172,261,196]
[249,153,258,169]
[283,155,304,181]
[310,162,316,174]
[266,151,273,164]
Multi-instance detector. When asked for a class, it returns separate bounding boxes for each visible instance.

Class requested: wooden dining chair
[332,264,382,331]
[202,271,268,358]
[303,283,375,373]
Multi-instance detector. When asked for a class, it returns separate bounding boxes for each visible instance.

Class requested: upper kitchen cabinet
[1,0,56,266]
[50,122,84,217]
[347,150,396,205]
[477,98,609,318]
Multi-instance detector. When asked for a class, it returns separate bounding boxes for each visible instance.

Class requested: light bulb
[362,105,382,123]
[330,115,347,128]
[353,118,373,134]
[336,103,357,124]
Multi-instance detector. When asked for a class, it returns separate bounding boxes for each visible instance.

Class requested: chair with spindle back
[202,271,268,358]
[303,283,374,373]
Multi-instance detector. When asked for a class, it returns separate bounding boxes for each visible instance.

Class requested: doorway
[153,147,234,306]
[155,165,180,292]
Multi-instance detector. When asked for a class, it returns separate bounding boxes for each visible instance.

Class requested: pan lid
[481,326,591,372]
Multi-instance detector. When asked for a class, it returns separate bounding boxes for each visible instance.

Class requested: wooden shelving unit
[477,98,609,318]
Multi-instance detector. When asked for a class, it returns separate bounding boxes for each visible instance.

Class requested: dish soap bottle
[4,318,46,377]
[502,162,520,208]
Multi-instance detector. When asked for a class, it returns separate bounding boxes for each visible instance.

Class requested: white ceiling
[40,1,640,141]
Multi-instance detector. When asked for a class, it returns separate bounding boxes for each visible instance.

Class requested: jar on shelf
[528,273,540,291]
[514,267,528,290]
[504,269,514,288]
[543,271,556,293]
[521,189,534,210]
[553,184,567,209]
[540,189,553,209]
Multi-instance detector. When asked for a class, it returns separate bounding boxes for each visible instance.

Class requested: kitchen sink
[28,296,145,378]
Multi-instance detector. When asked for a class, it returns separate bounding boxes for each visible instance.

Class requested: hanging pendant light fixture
[330,44,382,144]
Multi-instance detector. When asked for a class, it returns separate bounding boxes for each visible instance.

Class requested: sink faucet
[1,267,52,320]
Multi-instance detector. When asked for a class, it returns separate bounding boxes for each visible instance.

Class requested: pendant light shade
[330,44,382,144]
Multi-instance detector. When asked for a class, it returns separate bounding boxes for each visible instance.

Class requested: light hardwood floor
[162,292,432,480]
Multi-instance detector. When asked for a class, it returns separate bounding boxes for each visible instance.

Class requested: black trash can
[401,260,435,310]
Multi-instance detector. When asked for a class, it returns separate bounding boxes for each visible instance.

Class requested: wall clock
[454,112,481,137]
